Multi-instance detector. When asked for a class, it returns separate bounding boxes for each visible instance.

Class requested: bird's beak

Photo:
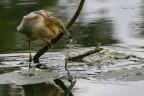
[69,36,76,43]
[61,30,76,43]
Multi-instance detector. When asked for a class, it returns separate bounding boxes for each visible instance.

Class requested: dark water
[1,0,143,53]
[0,0,144,96]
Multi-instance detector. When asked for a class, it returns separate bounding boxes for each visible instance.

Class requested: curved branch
[33,0,85,63]
[66,0,85,29]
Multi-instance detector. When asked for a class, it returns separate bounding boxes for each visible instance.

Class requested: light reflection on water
[74,80,144,96]
[109,0,144,47]
[0,0,144,53]
[1,80,144,96]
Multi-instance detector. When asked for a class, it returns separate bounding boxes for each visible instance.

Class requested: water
[0,0,141,53]
[74,80,144,96]
[1,0,144,96]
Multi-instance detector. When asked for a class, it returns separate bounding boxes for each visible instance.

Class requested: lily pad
[0,69,60,85]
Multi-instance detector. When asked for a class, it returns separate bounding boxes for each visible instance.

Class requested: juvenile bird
[17,10,74,64]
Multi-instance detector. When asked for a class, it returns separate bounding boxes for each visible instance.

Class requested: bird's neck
[47,24,59,35]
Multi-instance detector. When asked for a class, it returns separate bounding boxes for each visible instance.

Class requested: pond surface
[1,0,144,53]
[1,0,144,96]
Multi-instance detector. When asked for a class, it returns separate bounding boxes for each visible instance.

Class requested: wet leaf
[0,69,59,85]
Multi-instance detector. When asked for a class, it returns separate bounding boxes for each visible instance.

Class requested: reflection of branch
[68,43,103,61]
[33,0,85,63]
[54,79,74,96]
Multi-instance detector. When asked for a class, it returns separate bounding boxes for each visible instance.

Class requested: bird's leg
[29,38,32,68]
[46,41,53,48]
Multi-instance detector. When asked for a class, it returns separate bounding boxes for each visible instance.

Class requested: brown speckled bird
[17,10,74,64]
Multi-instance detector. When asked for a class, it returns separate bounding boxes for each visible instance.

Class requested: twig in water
[68,43,103,61]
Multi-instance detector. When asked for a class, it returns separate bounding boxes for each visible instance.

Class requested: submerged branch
[33,0,85,63]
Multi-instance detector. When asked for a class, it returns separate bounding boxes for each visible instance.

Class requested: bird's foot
[47,42,53,48]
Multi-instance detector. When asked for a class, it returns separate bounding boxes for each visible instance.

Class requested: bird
[17,10,75,67]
